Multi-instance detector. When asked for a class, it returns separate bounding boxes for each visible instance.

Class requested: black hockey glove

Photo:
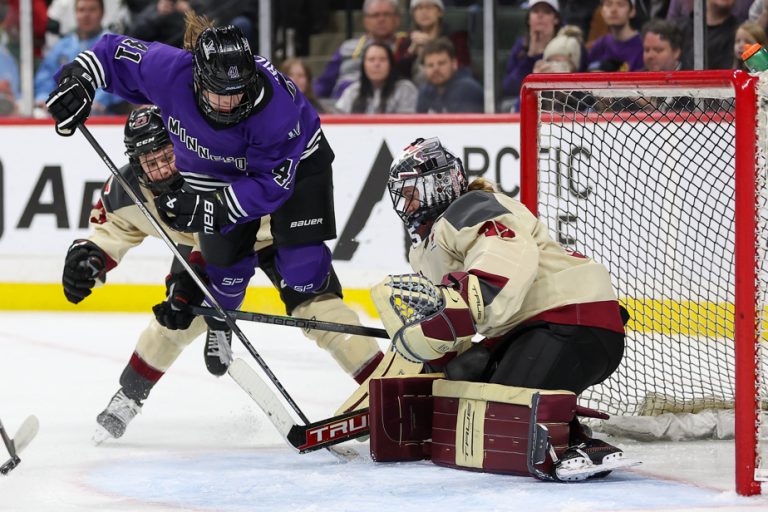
[152,269,205,330]
[62,239,107,304]
[155,190,230,234]
[45,62,97,137]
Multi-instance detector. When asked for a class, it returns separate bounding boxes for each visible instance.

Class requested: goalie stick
[77,125,352,461]
[0,416,39,475]
[191,305,388,339]
[228,359,370,453]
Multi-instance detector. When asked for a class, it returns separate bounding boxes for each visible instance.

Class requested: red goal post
[520,70,765,496]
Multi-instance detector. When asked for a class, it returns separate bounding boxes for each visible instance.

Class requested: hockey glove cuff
[371,272,484,363]
[46,62,97,136]
[62,239,108,304]
[155,189,230,234]
[153,268,206,330]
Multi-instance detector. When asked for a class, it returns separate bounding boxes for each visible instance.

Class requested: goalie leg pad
[430,380,576,477]
[369,374,444,462]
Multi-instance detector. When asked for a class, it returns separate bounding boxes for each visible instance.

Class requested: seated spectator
[529,25,586,113]
[280,57,326,113]
[642,18,683,71]
[2,0,49,61]
[335,41,418,113]
[192,0,258,47]
[34,0,128,115]
[587,0,644,71]
[416,37,483,113]
[734,20,768,69]
[681,0,738,69]
[126,0,192,48]
[502,0,561,99]
[46,0,127,49]
[395,0,470,87]
[668,0,750,24]
[0,39,20,116]
[314,0,409,99]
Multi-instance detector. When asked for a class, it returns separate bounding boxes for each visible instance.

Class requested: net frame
[519,70,762,496]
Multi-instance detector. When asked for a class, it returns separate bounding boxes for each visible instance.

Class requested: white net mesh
[528,74,768,484]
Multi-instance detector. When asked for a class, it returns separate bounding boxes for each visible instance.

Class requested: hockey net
[520,70,768,495]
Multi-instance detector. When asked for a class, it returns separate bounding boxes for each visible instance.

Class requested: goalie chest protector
[431,380,576,476]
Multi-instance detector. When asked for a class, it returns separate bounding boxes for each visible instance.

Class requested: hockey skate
[554,438,640,481]
[204,327,233,376]
[93,389,142,444]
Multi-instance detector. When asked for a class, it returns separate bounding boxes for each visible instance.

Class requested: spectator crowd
[0,0,762,116]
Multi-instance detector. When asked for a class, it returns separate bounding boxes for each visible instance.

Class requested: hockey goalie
[362,137,639,481]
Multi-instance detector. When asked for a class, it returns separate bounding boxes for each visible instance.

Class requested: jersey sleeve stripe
[76,51,106,88]
[224,187,248,221]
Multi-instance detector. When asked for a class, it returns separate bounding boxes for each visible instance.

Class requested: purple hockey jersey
[66,34,323,225]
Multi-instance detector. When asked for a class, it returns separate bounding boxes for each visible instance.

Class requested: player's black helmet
[124,106,182,194]
[388,137,467,244]
[193,25,261,127]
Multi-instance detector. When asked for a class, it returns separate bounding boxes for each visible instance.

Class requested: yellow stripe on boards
[0,283,380,318]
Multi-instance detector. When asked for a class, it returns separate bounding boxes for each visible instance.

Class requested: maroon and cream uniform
[408,190,625,339]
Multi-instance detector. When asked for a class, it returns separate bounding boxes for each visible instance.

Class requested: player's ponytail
[467,178,497,193]
[183,11,215,52]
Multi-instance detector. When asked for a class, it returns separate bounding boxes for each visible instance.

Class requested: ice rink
[2,311,768,512]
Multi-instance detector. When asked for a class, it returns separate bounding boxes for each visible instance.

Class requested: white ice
[1,312,767,512]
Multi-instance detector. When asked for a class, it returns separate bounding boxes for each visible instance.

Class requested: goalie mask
[388,137,467,244]
[193,25,262,128]
[124,106,182,194]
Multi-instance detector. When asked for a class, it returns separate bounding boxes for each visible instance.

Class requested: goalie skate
[93,389,142,444]
[554,439,640,482]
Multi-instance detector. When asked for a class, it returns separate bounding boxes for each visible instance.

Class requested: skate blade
[556,454,641,481]
[92,426,113,446]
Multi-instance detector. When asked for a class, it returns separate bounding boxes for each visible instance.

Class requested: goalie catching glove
[153,268,206,330]
[155,189,230,234]
[62,239,107,304]
[371,272,484,362]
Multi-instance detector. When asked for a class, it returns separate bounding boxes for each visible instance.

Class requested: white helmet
[388,137,467,244]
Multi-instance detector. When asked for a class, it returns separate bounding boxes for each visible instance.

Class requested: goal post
[520,70,764,496]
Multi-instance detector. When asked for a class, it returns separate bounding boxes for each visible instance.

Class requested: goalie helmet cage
[519,70,767,496]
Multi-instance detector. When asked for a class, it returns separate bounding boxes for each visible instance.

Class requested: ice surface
[1,312,767,512]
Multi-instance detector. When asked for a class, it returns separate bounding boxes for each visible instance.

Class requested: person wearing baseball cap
[396,0,471,86]
[502,0,561,98]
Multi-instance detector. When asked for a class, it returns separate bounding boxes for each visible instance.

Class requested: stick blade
[227,358,297,444]
[13,415,39,454]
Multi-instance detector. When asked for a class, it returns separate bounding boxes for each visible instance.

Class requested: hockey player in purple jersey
[46,14,343,370]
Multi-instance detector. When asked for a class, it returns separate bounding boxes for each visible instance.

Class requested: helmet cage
[388,137,467,238]
[124,106,182,194]
[193,25,261,127]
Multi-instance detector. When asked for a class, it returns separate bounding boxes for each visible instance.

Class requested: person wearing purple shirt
[502,0,561,99]
[587,0,644,72]
[45,16,342,371]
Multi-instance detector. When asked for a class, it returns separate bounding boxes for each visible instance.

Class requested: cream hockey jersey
[87,164,272,268]
[408,191,625,339]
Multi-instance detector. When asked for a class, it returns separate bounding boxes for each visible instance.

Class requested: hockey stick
[77,125,352,459]
[0,415,39,475]
[190,305,388,339]
[228,358,370,453]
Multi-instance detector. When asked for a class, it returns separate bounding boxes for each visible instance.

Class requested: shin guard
[430,381,576,478]
[368,374,443,462]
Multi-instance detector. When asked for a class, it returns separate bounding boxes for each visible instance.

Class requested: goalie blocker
[368,375,634,481]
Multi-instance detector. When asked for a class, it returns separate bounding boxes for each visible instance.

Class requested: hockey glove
[62,239,107,304]
[371,272,485,363]
[155,190,230,234]
[152,269,206,330]
[45,62,97,136]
